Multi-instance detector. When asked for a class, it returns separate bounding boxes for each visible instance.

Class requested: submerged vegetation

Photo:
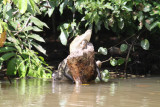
[0,0,160,79]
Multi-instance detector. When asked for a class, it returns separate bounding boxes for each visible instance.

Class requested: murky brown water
[0,77,160,107]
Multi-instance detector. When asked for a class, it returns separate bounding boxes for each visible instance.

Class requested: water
[0,77,160,107]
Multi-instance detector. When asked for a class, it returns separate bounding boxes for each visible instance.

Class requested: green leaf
[98,47,108,55]
[28,0,41,14]
[0,52,16,62]
[19,0,28,14]
[0,47,16,53]
[31,42,46,55]
[122,6,132,11]
[143,5,151,12]
[32,26,43,32]
[140,39,150,50]
[31,17,49,29]
[138,11,144,22]
[23,26,33,31]
[28,0,36,12]
[118,18,124,29]
[17,57,26,77]
[104,3,113,10]
[59,27,69,46]
[28,68,36,77]
[117,58,125,66]
[120,44,128,52]
[28,34,45,42]
[48,8,54,17]
[150,21,159,31]
[101,69,109,82]
[104,20,109,30]
[59,2,65,15]
[6,58,17,75]
[110,58,117,66]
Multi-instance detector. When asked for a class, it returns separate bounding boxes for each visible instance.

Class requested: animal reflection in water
[51,81,117,107]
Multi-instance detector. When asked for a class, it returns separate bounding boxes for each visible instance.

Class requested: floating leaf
[110,58,117,66]
[98,47,108,55]
[141,39,150,50]
[120,44,128,52]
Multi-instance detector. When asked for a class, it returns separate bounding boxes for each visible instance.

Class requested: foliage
[98,47,108,55]
[95,69,109,82]
[47,0,160,45]
[0,0,52,78]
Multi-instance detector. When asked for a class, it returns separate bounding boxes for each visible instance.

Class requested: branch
[14,16,32,36]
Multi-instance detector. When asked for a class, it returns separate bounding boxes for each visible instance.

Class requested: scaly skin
[69,29,92,53]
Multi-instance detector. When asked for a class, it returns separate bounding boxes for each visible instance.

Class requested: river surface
[0,77,160,107]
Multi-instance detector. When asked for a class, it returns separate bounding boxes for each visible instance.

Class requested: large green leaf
[6,57,17,75]
[19,0,28,14]
[141,39,150,50]
[31,17,49,29]
[0,52,16,62]
[28,34,45,42]
[31,42,46,55]
[0,47,16,53]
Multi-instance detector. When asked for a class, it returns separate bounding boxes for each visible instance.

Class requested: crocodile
[52,40,102,82]
[52,29,102,82]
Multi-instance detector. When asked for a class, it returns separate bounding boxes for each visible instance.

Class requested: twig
[101,57,112,63]
[14,16,32,36]
[124,30,145,78]
[12,10,19,15]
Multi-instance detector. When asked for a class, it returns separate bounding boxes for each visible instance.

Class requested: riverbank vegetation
[0,0,160,79]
